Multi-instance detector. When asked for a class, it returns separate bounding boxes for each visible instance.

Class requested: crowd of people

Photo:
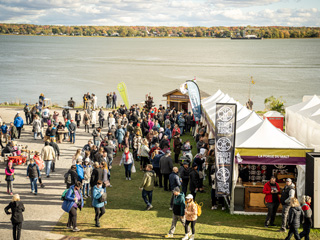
[1,92,314,240]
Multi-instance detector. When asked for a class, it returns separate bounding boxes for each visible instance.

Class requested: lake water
[0,35,320,110]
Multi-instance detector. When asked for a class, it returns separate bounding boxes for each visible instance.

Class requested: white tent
[236,111,263,133]
[286,95,320,151]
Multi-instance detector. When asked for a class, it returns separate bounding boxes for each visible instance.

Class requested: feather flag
[117,82,129,109]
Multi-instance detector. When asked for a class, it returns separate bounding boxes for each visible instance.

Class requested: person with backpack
[299,195,312,240]
[4,194,25,240]
[62,181,83,232]
[285,198,303,240]
[83,111,91,133]
[27,158,41,195]
[165,187,190,239]
[182,194,198,240]
[280,178,296,232]
[92,180,107,227]
[139,164,156,211]
[65,165,78,189]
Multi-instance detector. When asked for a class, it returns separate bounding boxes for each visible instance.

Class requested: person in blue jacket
[62,182,83,232]
[13,113,24,139]
[76,159,84,183]
[92,180,107,227]
[151,150,165,187]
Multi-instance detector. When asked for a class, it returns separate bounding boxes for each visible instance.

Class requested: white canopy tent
[286,95,320,151]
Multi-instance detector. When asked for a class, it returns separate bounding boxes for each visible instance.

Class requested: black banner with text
[215,103,237,197]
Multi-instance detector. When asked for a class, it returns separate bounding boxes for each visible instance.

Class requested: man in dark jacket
[27,158,41,195]
[169,167,181,210]
[151,150,164,187]
[68,120,77,144]
[112,92,117,109]
[50,139,60,172]
[189,163,200,200]
[160,150,173,191]
[165,187,190,238]
[263,176,280,227]
[280,178,296,232]
[66,165,78,189]
[179,162,190,196]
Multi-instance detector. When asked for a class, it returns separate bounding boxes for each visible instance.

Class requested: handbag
[131,164,136,173]
[98,192,107,203]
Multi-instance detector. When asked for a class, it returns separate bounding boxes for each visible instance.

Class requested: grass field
[53,132,320,240]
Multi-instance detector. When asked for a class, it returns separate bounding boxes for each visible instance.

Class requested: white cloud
[0,0,319,26]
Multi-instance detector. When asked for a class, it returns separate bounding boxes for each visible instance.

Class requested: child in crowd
[5,161,15,195]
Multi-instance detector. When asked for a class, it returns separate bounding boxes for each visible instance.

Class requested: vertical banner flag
[117,82,129,109]
[215,103,237,197]
[186,80,201,122]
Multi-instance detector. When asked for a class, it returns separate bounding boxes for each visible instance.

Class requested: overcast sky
[0,0,319,27]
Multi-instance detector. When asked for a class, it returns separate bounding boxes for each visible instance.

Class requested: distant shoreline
[1,34,320,40]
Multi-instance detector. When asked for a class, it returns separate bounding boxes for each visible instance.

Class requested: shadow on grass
[205,232,279,240]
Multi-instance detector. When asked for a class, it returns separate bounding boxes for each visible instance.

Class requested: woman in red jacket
[263,176,280,227]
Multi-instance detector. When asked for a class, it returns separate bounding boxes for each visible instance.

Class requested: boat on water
[231,34,263,40]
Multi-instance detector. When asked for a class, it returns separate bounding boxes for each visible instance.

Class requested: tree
[264,96,286,114]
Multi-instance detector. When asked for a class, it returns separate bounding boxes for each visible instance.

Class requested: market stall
[233,119,313,213]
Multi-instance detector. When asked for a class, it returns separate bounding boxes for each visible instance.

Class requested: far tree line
[0,24,319,38]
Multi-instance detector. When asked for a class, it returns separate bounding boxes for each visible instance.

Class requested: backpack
[61,188,69,201]
[195,201,203,217]
[64,172,72,185]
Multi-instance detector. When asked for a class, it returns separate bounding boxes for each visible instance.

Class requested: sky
[0,0,319,27]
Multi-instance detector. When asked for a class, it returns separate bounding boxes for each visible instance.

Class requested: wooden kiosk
[163,89,209,112]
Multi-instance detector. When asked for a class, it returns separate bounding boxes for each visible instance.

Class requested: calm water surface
[0,35,319,110]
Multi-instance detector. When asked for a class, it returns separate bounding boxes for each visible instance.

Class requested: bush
[264,96,286,114]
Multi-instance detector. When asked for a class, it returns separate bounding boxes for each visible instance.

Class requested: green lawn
[53,132,320,240]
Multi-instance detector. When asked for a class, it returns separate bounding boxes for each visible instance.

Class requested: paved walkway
[0,107,107,240]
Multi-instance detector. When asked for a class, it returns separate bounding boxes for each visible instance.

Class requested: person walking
[299,195,312,240]
[179,162,190,196]
[65,165,78,189]
[139,164,155,210]
[69,120,77,144]
[112,92,117,109]
[49,138,60,172]
[182,194,198,240]
[280,178,296,232]
[14,113,24,139]
[83,111,91,133]
[169,167,181,210]
[165,187,190,239]
[41,141,56,178]
[75,110,81,128]
[4,194,25,240]
[120,147,134,180]
[23,104,31,125]
[98,108,105,128]
[33,115,43,140]
[92,180,107,227]
[5,161,15,195]
[62,181,84,232]
[26,158,41,195]
[285,198,303,240]
[160,150,173,191]
[263,176,280,227]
